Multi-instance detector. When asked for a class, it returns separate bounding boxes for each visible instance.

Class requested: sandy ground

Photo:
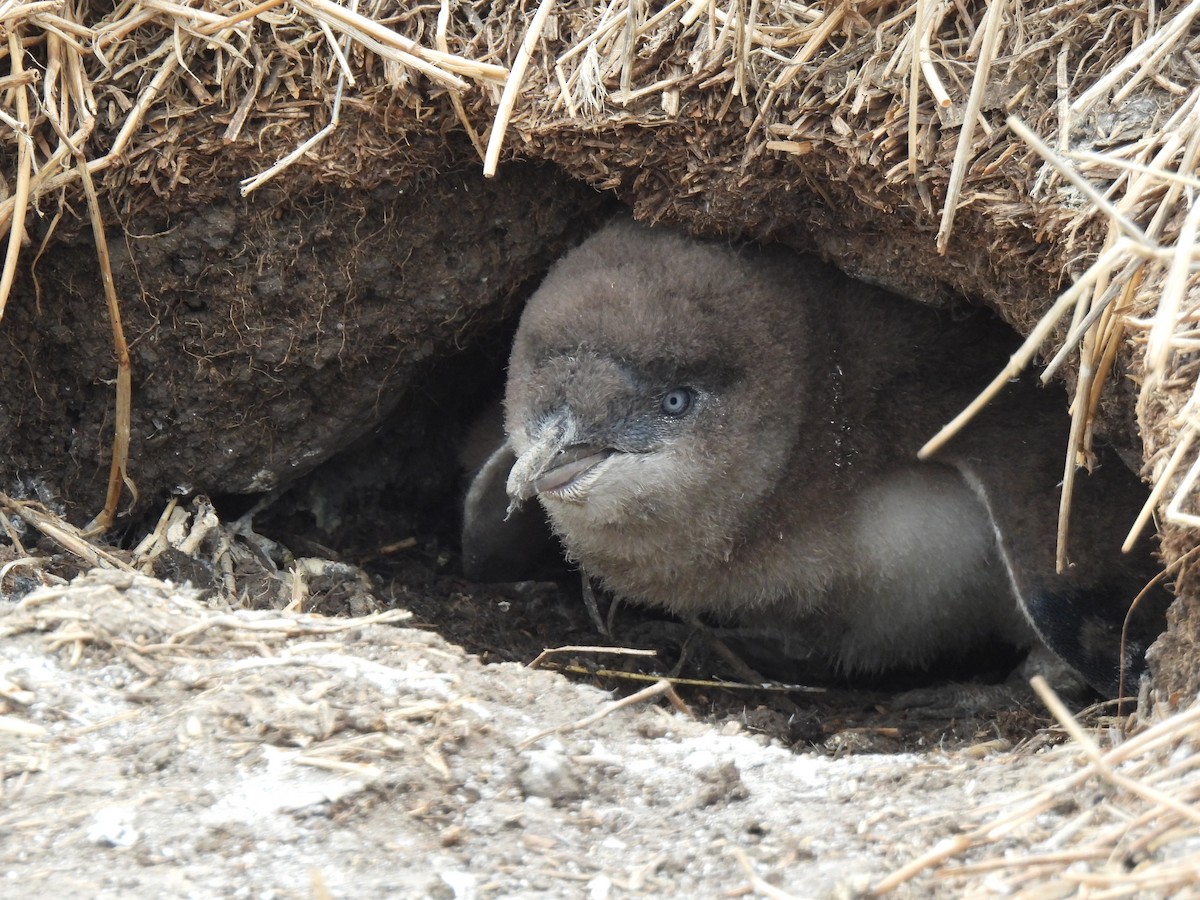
[4,569,1157,899]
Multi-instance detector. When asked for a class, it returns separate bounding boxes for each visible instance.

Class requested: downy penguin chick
[470,218,1169,694]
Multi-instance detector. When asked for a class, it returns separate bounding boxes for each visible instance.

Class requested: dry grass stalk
[0,492,135,572]
[1146,199,1200,382]
[0,27,33,325]
[527,645,660,669]
[484,0,557,177]
[1071,0,1200,116]
[1126,426,1197,552]
[918,240,1128,459]
[771,2,844,90]
[516,678,689,750]
[0,714,48,737]
[935,0,1006,254]
[906,0,928,177]
[527,642,826,693]
[916,0,952,110]
[240,70,347,195]
[290,0,465,89]
[438,0,487,161]
[78,159,136,534]
[732,846,799,900]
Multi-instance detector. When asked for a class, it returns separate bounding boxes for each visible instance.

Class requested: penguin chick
[476,218,1168,694]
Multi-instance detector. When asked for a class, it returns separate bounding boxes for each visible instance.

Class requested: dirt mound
[4,568,1199,897]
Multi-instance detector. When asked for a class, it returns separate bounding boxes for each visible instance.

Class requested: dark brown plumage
[463,218,1169,695]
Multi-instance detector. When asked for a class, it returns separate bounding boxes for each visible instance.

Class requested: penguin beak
[506,412,614,506]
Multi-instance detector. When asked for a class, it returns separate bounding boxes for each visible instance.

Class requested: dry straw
[873,677,1200,896]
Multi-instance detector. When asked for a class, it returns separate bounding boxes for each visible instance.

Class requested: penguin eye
[661,387,694,417]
